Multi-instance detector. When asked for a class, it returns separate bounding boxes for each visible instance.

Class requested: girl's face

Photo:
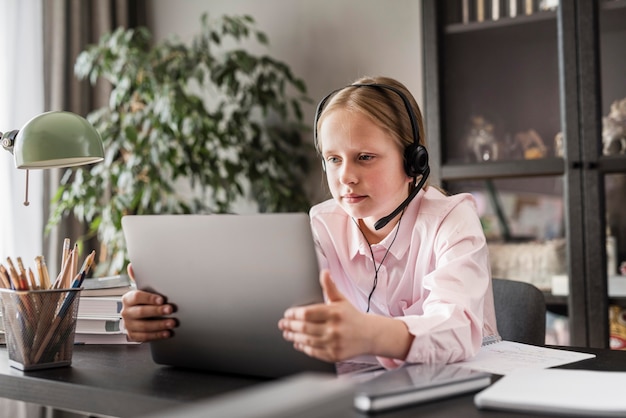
[319,108,412,232]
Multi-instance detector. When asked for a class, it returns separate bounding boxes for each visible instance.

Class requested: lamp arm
[1,130,19,154]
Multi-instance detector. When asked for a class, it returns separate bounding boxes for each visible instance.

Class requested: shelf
[441,155,626,180]
[445,10,556,34]
[602,1,626,32]
[599,155,626,173]
[544,292,567,306]
[444,0,625,35]
[441,158,565,181]
[602,0,626,11]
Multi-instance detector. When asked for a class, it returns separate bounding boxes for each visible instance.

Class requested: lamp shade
[13,111,104,169]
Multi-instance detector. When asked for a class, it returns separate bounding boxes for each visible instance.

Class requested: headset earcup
[404,144,429,177]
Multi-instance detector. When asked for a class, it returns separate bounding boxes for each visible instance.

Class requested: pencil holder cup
[0,288,82,370]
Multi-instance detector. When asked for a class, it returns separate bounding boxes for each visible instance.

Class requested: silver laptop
[121,213,337,378]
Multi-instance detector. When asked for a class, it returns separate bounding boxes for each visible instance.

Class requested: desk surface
[0,344,625,418]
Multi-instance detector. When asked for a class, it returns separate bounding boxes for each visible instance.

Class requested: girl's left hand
[278,269,373,362]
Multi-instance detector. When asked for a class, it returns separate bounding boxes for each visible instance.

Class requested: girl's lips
[342,194,366,204]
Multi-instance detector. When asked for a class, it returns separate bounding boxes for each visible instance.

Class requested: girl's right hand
[120,264,177,342]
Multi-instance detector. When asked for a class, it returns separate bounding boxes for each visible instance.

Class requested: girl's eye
[326,156,339,164]
[359,154,374,161]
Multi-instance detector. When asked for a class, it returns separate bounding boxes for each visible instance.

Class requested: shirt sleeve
[377,197,491,367]
[310,220,329,272]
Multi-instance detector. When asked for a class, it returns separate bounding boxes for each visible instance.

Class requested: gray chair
[492,278,546,345]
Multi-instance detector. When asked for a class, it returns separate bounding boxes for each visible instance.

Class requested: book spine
[76,319,123,333]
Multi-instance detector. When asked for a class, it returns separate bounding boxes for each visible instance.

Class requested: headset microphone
[374,166,430,230]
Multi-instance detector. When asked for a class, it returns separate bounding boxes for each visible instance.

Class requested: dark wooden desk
[0,344,625,417]
[0,344,262,417]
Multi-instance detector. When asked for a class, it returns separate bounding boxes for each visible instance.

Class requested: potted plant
[46,14,313,276]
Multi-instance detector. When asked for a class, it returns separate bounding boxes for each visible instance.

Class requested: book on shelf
[74,312,136,345]
[74,316,137,345]
[74,332,138,345]
[76,316,125,334]
[81,274,135,297]
[77,295,123,318]
[353,363,491,413]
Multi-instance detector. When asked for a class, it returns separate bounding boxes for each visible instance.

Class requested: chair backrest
[492,278,546,345]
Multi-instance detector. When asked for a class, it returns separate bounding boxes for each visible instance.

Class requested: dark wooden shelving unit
[423,0,626,348]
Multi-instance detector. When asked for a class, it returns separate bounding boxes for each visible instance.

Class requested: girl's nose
[338,161,358,185]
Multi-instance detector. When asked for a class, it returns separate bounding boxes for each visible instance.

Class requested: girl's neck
[357,216,400,244]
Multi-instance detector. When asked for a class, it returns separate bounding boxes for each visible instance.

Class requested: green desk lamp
[0,111,104,205]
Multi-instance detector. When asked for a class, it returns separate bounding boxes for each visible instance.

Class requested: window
[0,0,44,263]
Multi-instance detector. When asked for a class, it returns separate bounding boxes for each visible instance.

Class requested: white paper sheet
[459,341,595,375]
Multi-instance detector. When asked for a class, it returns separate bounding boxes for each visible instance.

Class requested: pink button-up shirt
[309,186,498,366]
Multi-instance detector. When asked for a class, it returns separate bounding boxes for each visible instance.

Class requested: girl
[277,76,498,367]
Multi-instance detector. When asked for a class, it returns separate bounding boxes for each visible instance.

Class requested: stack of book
[75,275,137,344]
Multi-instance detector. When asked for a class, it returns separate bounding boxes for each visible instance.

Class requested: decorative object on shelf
[539,0,559,11]
[620,261,626,276]
[602,97,626,156]
[457,0,517,24]
[609,305,626,350]
[45,14,312,276]
[462,0,471,23]
[508,0,518,17]
[466,116,499,162]
[511,129,547,159]
[553,132,564,157]
[476,0,486,22]
[491,0,501,20]
[606,226,618,276]
[524,0,534,15]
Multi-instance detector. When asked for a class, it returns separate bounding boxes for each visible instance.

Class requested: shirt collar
[348,190,422,260]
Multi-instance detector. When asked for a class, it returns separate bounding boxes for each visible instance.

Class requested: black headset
[313,83,430,230]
